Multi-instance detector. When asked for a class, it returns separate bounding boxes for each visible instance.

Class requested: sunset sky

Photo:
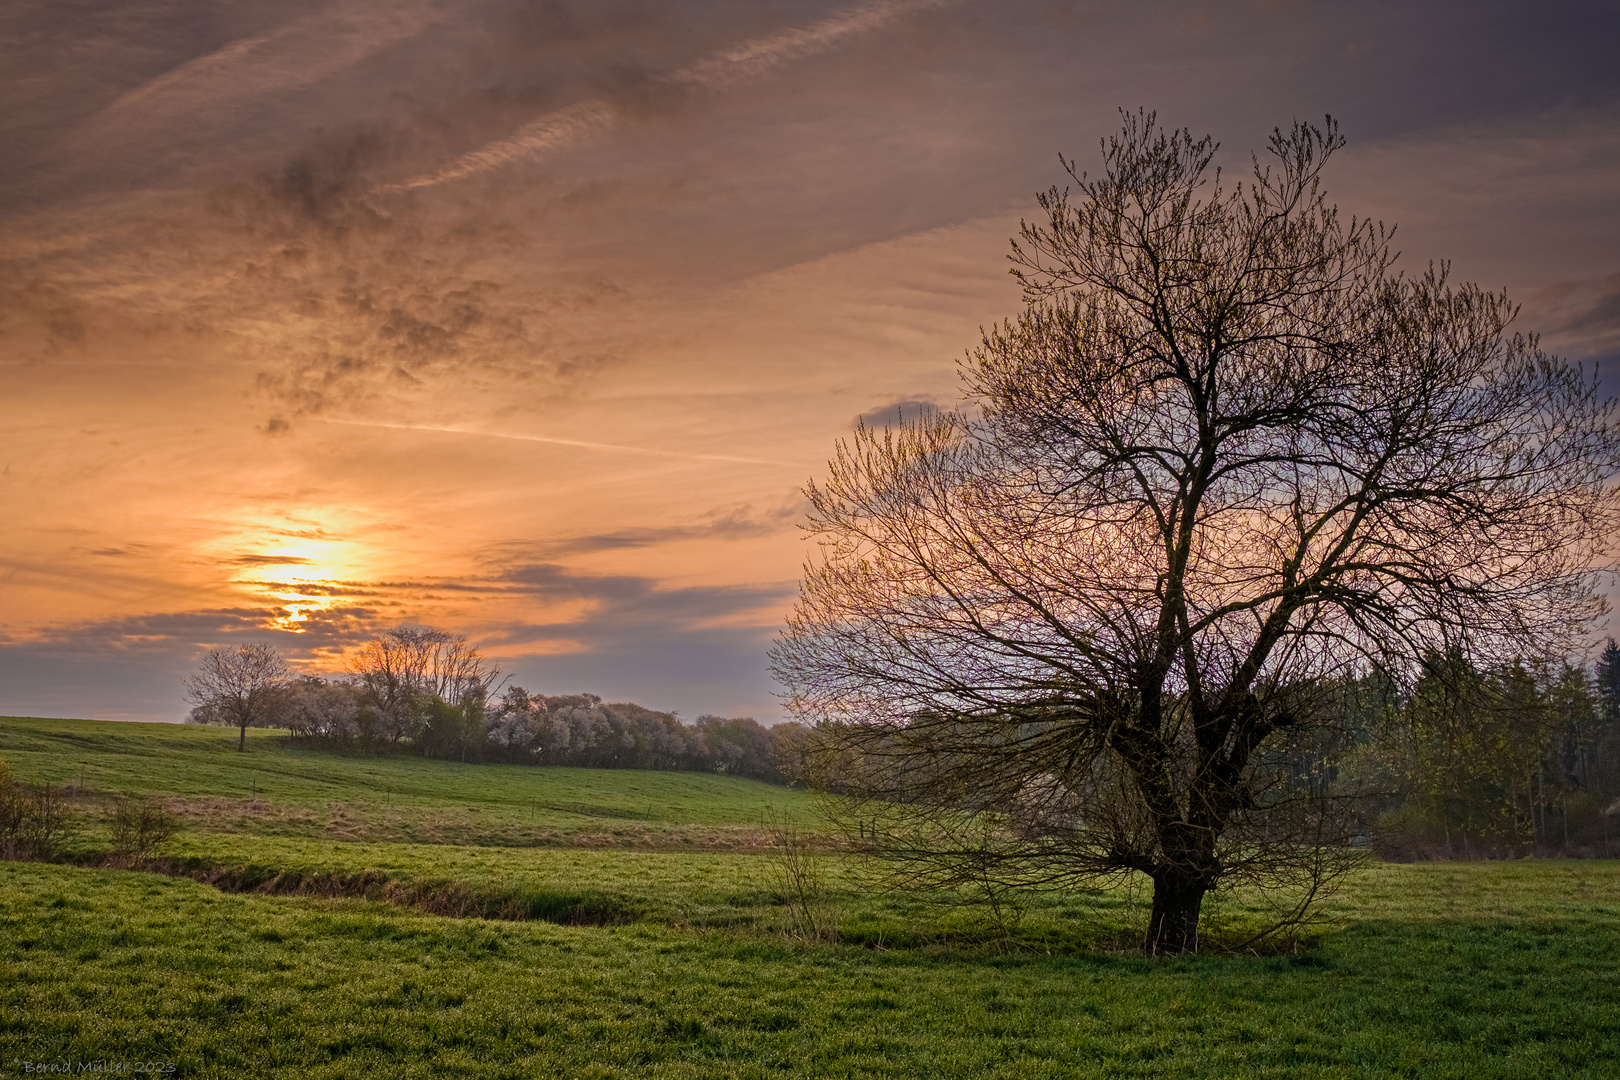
[3,0,1618,723]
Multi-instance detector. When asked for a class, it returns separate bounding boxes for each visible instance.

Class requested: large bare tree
[185,642,292,751]
[771,112,1620,954]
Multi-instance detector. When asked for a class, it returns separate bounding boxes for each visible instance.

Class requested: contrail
[315,418,795,467]
[68,0,447,154]
[376,0,959,193]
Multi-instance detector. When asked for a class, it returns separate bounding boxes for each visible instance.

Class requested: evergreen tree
[1596,639,1620,724]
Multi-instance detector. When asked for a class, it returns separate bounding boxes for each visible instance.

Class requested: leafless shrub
[110,797,182,858]
[0,777,75,860]
[765,811,840,944]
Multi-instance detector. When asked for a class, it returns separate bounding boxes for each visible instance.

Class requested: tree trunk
[238,721,246,752]
[1145,873,1207,955]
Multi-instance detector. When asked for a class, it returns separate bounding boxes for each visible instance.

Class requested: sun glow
[229,535,363,633]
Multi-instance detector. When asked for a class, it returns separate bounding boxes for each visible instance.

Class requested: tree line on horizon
[185,626,1620,855]
[185,627,810,785]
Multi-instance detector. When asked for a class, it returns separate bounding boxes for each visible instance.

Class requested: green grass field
[2,715,1618,1077]
[0,717,814,847]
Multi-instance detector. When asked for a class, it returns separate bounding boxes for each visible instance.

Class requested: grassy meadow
[2,715,1618,1077]
[0,717,814,846]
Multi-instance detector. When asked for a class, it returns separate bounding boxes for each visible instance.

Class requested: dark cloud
[1556,274,1620,342]
[231,554,313,566]
[854,397,940,429]
[0,558,795,722]
[250,582,382,598]
[527,502,803,556]
[0,605,372,722]
[1522,271,1620,387]
[489,562,796,719]
[2,552,792,660]
[501,626,782,721]
[9,0,1620,412]
[0,606,364,653]
[10,1,1620,214]
[0,646,201,723]
[492,564,793,651]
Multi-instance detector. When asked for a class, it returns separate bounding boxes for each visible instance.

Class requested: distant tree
[772,112,1620,953]
[480,686,796,781]
[767,721,820,787]
[279,676,367,741]
[1372,654,1537,858]
[697,716,781,780]
[418,694,487,762]
[185,642,292,751]
[1539,660,1613,853]
[348,626,499,742]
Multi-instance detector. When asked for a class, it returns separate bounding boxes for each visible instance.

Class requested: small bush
[110,797,182,857]
[0,759,18,844]
[766,812,840,944]
[0,772,76,860]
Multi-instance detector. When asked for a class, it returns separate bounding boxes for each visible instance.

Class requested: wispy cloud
[379,0,961,193]
[313,418,796,467]
[64,0,449,157]
[1522,270,1620,369]
[518,501,807,557]
[490,563,795,652]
